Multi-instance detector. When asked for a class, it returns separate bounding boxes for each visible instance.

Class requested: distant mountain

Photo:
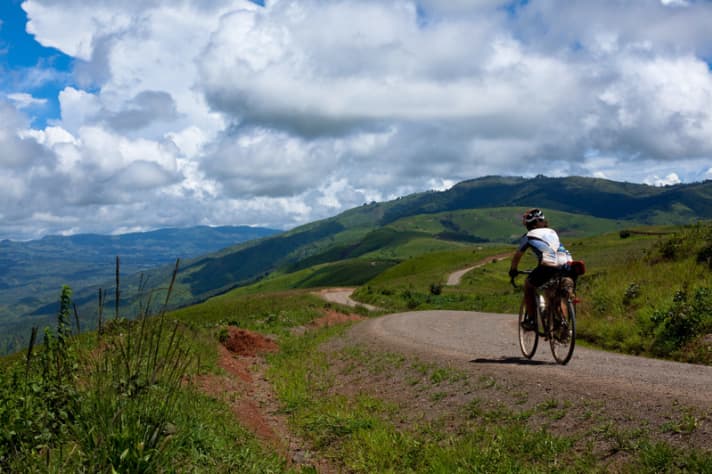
[0,225,278,354]
[5,175,712,355]
[377,175,712,225]
[174,175,712,302]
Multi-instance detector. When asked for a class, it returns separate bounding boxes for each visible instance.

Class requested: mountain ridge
[0,225,279,354]
[173,175,712,303]
[3,175,712,355]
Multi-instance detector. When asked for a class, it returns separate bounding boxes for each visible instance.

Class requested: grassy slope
[93,176,712,318]
[12,175,705,355]
[4,221,710,471]
[353,222,712,363]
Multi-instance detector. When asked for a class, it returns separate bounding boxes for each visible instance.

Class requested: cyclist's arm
[509,249,525,275]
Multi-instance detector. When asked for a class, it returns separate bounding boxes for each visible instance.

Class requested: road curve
[316,288,380,311]
[446,252,511,286]
[349,310,712,407]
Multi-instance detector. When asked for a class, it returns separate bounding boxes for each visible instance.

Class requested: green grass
[270,330,578,472]
[267,323,712,473]
[352,245,512,311]
[351,222,712,364]
[0,284,291,473]
[4,250,710,472]
[3,213,711,471]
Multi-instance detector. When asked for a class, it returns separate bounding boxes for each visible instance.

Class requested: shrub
[0,286,80,471]
[697,244,712,269]
[623,282,641,306]
[649,287,712,358]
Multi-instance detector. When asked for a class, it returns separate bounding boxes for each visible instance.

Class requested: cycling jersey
[518,227,561,265]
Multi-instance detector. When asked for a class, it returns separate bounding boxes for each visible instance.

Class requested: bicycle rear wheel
[518,302,538,359]
[549,299,576,365]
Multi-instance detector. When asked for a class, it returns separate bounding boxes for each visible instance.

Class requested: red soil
[194,314,358,472]
[221,326,279,357]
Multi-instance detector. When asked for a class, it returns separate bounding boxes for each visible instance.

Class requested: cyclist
[508,208,570,330]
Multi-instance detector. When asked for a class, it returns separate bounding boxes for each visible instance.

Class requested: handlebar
[509,269,532,289]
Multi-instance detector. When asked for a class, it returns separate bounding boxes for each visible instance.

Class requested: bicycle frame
[512,269,577,365]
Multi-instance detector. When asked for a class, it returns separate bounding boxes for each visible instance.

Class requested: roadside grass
[268,324,712,473]
[351,222,712,364]
[166,385,287,473]
[4,268,709,471]
[0,282,293,472]
[3,220,710,471]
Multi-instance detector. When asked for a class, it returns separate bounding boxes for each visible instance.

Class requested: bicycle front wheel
[518,302,538,359]
[549,299,576,365]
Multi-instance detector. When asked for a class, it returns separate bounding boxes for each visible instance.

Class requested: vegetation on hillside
[0,275,294,472]
[2,218,711,471]
[582,222,712,363]
[7,175,711,355]
[3,177,712,470]
[351,221,712,365]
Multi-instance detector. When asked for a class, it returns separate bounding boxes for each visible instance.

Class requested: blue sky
[0,0,72,126]
[1,0,712,240]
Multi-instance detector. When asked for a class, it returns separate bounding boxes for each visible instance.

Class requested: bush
[697,244,712,269]
[653,222,712,264]
[649,287,712,358]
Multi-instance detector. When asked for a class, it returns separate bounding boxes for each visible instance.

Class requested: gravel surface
[316,287,379,311]
[343,309,712,450]
[357,310,712,405]
[319,285,711,453]
[445,252,511,285]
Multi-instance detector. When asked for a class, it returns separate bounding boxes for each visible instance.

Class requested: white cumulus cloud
[0,0,709,239]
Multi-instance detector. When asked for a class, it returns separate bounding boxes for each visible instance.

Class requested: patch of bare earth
[309,309,365,328]
[194,315,362,472]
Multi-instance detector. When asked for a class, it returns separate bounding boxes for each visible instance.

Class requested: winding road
[351,310,712,407]
[319,284,712,435]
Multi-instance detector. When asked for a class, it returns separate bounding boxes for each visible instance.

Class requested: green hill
[2,185,711,471]
[7,175,712,355]
[168,176,712,305]
[379,175,712,225]
[0,226,278,354]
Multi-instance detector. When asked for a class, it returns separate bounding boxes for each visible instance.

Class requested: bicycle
[510,262,585,365]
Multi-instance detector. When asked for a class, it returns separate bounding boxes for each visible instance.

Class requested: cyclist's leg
[523,278,538,320]
[526,266,559,330]
[556,277,575,327]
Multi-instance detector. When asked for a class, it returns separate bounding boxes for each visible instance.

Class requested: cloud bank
[1,0,711,239]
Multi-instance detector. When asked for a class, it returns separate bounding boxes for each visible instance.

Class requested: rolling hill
[174,175,712,303]
[0,225,278,354]
[4,175,712,355]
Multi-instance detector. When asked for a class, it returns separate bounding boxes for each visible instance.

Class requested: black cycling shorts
[527,265,560,288]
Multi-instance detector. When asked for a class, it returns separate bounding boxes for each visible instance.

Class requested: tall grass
[573,224,712,362]
[0,261,194,472]
[68,260,197,472]
[0,258,291,472]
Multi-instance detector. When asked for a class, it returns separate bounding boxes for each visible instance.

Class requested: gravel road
[319,286,712,448]
[351,310,712,408]
[316,288,379,311]
[445,252,511,285]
